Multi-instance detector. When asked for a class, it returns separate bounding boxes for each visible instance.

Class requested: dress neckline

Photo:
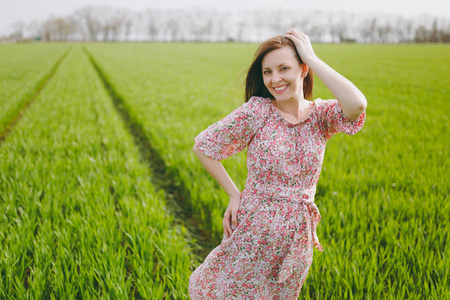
[269,99,316,127]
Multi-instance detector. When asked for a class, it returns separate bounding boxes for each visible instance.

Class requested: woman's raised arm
[285,28,367,119]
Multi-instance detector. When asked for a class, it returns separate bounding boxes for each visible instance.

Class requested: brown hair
[245,35,314,102]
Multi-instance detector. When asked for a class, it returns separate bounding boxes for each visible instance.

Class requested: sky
[1,0,450,35]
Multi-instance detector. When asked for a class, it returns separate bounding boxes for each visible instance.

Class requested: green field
[0,42,448,299]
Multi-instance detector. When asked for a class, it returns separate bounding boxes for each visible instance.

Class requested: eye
[263,70,271,74]
[281,66,289,71]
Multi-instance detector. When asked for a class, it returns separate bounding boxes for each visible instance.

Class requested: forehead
[262,46,299,68]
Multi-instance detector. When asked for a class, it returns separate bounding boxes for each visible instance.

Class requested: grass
[85,42,449,298]
[0,45,193,298]
[0,41,448,298]
[0,43,70,134]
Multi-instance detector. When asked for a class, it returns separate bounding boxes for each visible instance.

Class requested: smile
[273,85,288,94]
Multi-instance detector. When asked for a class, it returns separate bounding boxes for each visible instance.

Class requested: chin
[273,95,292,102]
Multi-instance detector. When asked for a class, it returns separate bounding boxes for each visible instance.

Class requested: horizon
[1,0,450,36]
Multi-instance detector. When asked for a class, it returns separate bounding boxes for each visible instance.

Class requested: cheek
[289,74,302,88]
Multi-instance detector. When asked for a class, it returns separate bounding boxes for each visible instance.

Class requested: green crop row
[85,43,449,298]
[0,46,193,298]
[85,43,254,247]
[0,44,70,134]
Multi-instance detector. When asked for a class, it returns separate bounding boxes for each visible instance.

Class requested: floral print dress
[189,96,366,299]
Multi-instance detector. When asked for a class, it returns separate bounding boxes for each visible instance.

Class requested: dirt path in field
[0,50,71,145]
[85,47,212,260]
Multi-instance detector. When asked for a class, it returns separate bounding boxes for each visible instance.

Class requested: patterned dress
[189,96,366,299]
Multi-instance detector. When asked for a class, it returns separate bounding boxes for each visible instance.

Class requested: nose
[271,71,282,84]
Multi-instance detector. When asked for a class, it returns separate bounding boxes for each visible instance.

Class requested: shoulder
[246,96,272,113]
[312,98,342,117]
[313,98,339,109]
[232,96,272,129]
[247,96,272,106]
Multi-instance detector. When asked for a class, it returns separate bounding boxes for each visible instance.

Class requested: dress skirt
[189,186,322,299]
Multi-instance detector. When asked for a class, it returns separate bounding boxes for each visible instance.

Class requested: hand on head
[284,29,317,66]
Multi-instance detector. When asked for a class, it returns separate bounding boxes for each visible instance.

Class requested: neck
[274,97,307,117]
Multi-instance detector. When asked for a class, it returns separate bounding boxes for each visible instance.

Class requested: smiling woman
[189,29,367,299]
[246,35,314,103]
[262,47,311,123]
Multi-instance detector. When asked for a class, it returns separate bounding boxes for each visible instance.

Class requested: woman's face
[261,46,305,102]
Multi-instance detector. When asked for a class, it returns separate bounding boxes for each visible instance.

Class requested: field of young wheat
[0,42,448,299]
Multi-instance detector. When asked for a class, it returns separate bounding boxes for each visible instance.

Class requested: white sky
[1,0,450,35]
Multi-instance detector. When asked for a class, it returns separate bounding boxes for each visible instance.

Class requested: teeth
[274,86,286,91]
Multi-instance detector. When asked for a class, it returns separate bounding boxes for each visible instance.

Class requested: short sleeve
[316,99,366,140]
[194,96,267,160]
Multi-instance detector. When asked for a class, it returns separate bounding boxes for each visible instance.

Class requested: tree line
[4,6,450,43]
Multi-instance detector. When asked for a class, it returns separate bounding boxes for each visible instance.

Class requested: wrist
[303,55,321,69]
[228,191,241,200]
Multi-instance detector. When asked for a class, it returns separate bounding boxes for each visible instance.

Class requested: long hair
[245,35,314,102]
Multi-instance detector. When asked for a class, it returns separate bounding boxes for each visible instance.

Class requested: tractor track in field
[84,47,214,261]
[0,49,71,145]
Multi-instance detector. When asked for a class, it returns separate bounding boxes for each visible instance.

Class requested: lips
[273,84,288,94]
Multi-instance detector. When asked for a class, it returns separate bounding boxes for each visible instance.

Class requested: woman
[189,29,367,299]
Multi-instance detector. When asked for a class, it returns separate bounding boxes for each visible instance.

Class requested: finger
[286,28,299,37]
[223,220,230,238]
[286,29,307,40]
[292,28,303,36]
[223,211,231,237]
[284,34,296,44]
[285,32,299,43]
[224,227,230,239]
[285,30,294,37]
[231,209,238,227]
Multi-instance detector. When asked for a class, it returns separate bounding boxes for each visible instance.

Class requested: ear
[301,65,309,79]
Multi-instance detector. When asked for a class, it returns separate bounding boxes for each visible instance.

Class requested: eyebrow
[262,62,289,70]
